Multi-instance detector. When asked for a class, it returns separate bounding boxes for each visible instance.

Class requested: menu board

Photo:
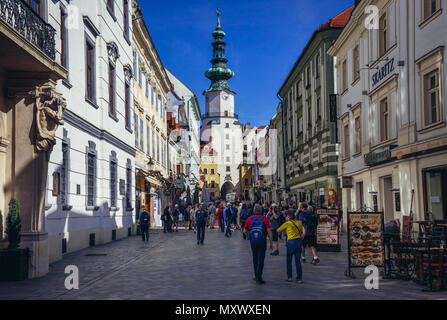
[316,209,340,246]
[348,212,384,268]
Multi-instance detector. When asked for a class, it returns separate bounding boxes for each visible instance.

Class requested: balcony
[0,0,56,60]
[202,112,239,119]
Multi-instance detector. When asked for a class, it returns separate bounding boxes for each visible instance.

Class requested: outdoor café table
[414,247,445,287]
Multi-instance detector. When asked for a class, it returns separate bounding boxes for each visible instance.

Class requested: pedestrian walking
[192,203,199,234]
[224,203,233,237]
[208,203,216,229]
[196,204,209,245]
[236,203,242,230]
[268,204,282,256]
[243,204,273,285]
[240,203,249,240]
[277,209,306,283]
[137,205,151,242]
[218,203,225,233]
[298,203,320,264]
[183,205,190,230]
[172,204,180,232]
[163,203,173,233]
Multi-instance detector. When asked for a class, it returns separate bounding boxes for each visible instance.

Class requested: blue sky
[141,0,353,127]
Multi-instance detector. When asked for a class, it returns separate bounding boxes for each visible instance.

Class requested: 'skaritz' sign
[372,57,395,87]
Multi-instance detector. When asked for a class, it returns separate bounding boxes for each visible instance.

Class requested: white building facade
[45,0,136,263]
[328,0,447,227]
[166,69,202,191]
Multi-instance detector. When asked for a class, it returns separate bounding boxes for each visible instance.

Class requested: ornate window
[123,0,130,40]
[109,62,116,117]
[379,13,388,57]
[85,37,96,103]
[60,6,69,69]
[423,0,441,21]
[86,141,97,208]
[134,113,138,147]
[110,152,118,208]
[424,69,441,126]
[354,115,361,154]
[353,45,360,82]
[126,159,132,210]
[60,130,70,209]
[342,59,348,92]
[380,97,390,142]
[125,81,131,129]
[343,121,350,160]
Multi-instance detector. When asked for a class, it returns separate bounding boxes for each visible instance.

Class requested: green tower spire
[205,8,234,93]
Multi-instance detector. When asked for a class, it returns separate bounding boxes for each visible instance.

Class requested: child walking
[276,209,306,283]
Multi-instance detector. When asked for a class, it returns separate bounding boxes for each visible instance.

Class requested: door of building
[424,168,447,221]
[383,177,394,222]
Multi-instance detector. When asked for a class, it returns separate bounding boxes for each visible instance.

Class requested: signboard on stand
[345,211,385,278]
[316,209,341,252]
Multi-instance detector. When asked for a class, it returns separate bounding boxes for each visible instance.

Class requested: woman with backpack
[276,209,306,283]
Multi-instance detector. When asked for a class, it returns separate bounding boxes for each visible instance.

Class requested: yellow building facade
[200,145,220,201]
[132,6,170,226]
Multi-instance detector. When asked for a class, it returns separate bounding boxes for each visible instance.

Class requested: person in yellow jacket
[277,210,306,283]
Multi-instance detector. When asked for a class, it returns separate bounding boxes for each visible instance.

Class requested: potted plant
[0,198,29,281]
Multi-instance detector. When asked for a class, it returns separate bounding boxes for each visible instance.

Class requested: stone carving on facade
[123,64,133,83]
[29,84,67,154]
[107,41,120,64]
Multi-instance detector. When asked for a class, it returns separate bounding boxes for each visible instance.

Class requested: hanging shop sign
[364,145,392,167]
[371,57,395,88]
[347,212,385,269]
[316,208,341,252]
[342,176,353,188]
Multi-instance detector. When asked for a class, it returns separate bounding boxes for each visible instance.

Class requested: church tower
[202,8,242,200]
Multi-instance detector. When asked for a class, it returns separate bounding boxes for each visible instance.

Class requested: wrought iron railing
[0,0,56,60]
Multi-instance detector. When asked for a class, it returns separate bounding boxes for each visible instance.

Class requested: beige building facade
[132,2,170,228]
[328,0,447,228]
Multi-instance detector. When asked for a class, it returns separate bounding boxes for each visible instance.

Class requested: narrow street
[0,229,445,300]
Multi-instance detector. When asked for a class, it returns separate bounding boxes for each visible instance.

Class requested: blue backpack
[241,209,249,220]
[248,217,267,244]
[224,207,233,221]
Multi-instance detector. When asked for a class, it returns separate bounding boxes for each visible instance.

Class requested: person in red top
[244,204,273,285]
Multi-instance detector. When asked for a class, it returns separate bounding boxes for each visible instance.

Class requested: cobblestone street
[0,228,446,300]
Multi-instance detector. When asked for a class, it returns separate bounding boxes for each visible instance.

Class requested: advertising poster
[347,212,385,268]
[316,209,340,252]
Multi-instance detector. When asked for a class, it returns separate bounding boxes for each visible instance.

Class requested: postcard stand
[345,211,385,279]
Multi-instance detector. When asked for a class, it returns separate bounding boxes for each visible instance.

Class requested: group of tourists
[242,201,320,284]
[136,199,321,285]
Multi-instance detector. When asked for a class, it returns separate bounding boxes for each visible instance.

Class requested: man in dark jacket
[196,204,209,245]
[163,203,173,233]
[298,203,319,264]
[137,206,151,242]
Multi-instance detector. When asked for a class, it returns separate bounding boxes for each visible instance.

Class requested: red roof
[317,5,354,31]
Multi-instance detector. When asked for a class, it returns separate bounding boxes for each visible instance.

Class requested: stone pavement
[0,228,446,300]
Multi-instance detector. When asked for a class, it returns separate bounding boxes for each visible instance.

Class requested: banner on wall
[154,193,161,228]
